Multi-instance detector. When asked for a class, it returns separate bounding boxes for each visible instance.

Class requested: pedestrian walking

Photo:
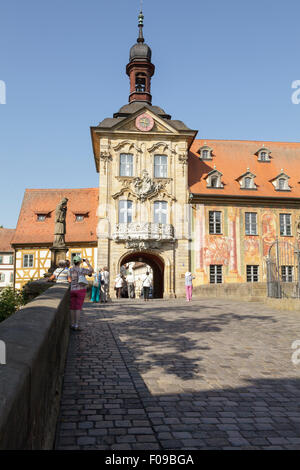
[48,259,70,284]
[141,271,152,301]
[68,256,94,331]
[91,270,101,302]
[185,271,195,302]
[127,271,135,298]
[114,273,123,299]
[101,266,110,303]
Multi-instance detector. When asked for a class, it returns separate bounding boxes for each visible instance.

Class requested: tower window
[154,201,168,224]
[154,155,168,178]
[120,153,133,177]
[119,200,133,224]
[135,73,146,92]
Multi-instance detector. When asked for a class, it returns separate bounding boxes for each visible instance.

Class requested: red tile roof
[189,139,300,198]
[0,229,15,252]
[12,189,98,245]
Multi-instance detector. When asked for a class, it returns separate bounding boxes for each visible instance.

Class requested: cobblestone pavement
[55,298,300,450]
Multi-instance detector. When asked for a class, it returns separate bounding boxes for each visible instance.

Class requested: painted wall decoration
[244,237,260,263]
[262,212,277,256]
[204,236,232,266]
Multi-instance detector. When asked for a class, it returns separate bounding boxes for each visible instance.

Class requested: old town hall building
[11,12,300,297]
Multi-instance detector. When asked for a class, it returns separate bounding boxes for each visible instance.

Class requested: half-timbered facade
[0,228,15,289]
[12,189,98,289]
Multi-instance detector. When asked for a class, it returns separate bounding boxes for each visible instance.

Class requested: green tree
[0,287,25,323]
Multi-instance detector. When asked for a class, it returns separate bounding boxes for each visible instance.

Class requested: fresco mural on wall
[244,237,260,263]
[204,236,232,266]
[262,212,277,256]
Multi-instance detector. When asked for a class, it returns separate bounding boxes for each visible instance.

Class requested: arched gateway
[119,251,165,298]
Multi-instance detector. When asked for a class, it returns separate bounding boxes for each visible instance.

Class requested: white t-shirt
[142,274,152,288]
[115,276,123,288]
[127,273,135,283]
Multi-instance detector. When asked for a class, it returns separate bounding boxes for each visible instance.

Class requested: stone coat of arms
[133,170,162,201]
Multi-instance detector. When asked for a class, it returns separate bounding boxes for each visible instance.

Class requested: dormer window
[271,171,291,191]
[244,177,252,189]
[205,168,224,188]
[238,170,257,190]
[278,178,286,190]
[257,146,271,162]
[35,212,51,221]
[198,144,213,160]
[211,176,218,187]
[75,214,85,222]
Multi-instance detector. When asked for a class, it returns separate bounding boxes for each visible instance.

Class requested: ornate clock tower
[90,11,197,298]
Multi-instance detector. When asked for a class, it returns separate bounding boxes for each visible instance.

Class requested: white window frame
[119,200,133,224]
[0,273,5,282]
[247,265,259,282]
[209,211,222,234]
[245,212,257,235]
[210,265,222,284]
[23,254,34,268]
[154,155,168,178]
[120,153,133,177]
[199,145,213,160]
[154,201,168,224]
[281,265,293,282]
[280,213,292,236]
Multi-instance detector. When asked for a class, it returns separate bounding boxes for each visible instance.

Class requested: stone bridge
[1,287,300,450]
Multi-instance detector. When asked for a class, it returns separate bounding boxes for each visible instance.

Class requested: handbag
[78,271,88,286]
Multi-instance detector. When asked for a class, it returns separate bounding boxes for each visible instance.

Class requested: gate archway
[119,251,165,298]
[266,239,300,298]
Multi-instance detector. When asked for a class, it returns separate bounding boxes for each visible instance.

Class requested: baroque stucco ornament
[133,170,163,201]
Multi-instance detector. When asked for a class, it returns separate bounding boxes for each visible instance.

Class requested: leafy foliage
[0,287,26,323]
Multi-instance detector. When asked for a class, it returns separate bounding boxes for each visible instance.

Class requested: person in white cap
[185,271,195,302]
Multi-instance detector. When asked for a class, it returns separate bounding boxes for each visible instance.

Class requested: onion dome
[129,11,152,62]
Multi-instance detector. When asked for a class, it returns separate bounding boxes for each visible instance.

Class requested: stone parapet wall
[0,284,70,449]
[193,282,300,311]
[193,282,267,301]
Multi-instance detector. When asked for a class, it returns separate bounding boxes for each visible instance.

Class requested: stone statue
[53,197,68,247]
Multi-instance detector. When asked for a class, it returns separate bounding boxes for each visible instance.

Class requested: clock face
[135,113,154,132]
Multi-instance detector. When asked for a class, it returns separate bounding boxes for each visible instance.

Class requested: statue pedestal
[48,246,69,274]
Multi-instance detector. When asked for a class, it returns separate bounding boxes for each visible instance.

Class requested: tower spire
[126,8,155,104]
[137,10,144,43]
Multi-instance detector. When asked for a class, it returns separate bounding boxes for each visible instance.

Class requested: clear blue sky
[1,0,300,228]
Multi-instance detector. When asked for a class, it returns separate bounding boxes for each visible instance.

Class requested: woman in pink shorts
[68,256,94,331]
